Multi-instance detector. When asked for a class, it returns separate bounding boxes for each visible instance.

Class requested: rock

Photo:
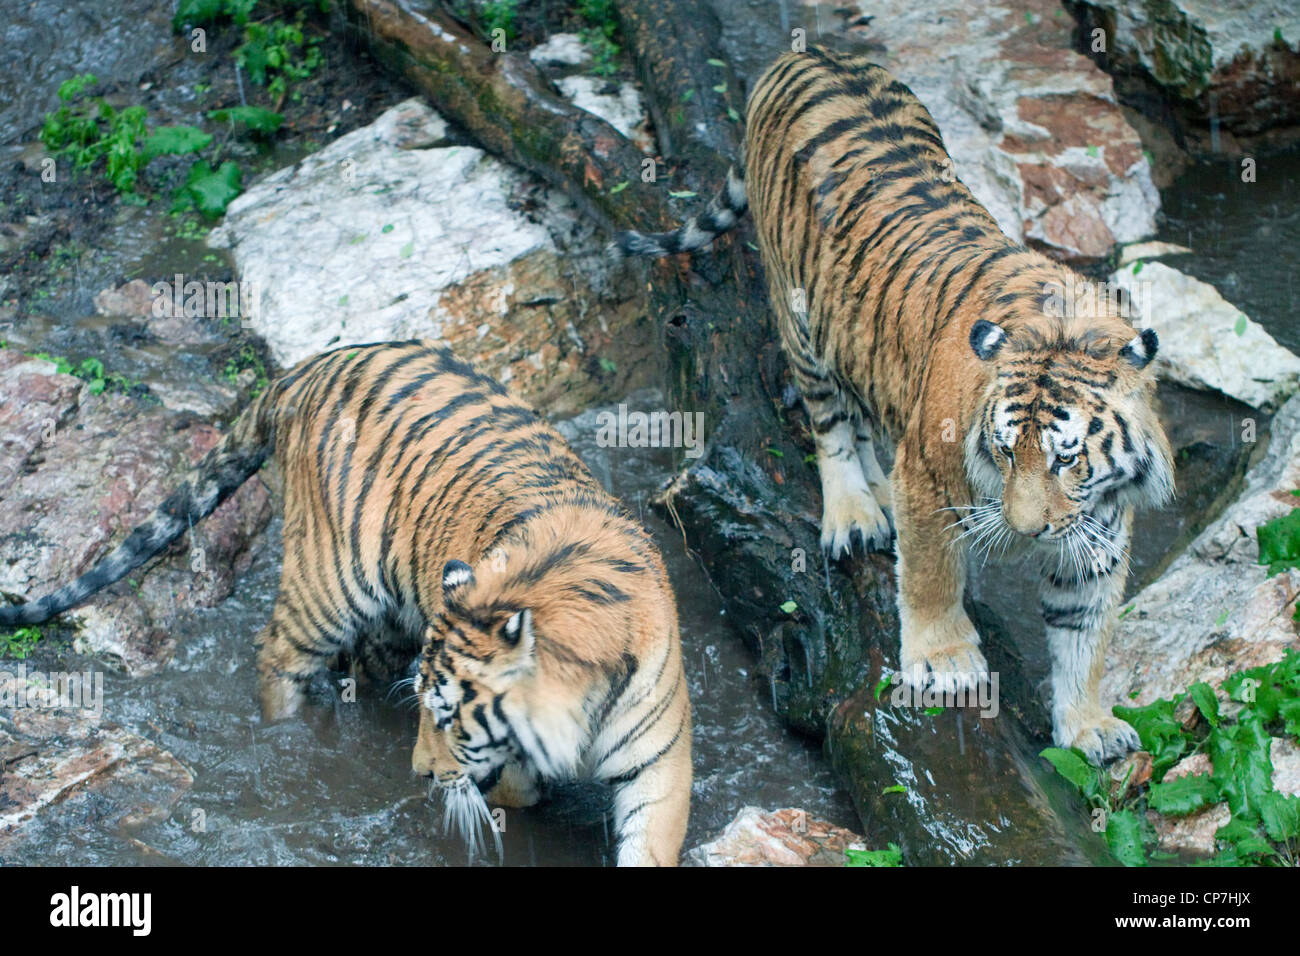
[554,77,656,153]
[1072,0,1300,136]
[529,33,593,69]
[1118,240,1193,266]
[208,98,648,414]
[820,0,1159,261]
[0,680,193,843]
[687,806,864,866]
[1271,736,1300,796]
[1110,749,1153,800]
[1149,799,1229,856]
[1111,261,1300,409]
[1102,391,1300,708]
[92,279,155,318]
[0,348,272,675]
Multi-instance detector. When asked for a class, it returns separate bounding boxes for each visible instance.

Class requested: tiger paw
[820,486,894,557]
[1058,714,1139,765]
[898,612,989,695]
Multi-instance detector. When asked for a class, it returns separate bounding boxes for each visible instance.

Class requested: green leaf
[873,674,893,702]
[1114,696,1189,780]
[206,106,284,135]
[706,58,726,67]
[1233,314,1248,337]
[399,241,415,258]
[766,447,784,458]
[143,125,212,159]
[712,82,727,94]
[1257,507,1300,576]
[179,159,242,218]
[1118,603,1135,619]
[727,107,740,123]
[1215,816,1274,859]
[1147,773,1219,816]
[779,600,798,614]
[1040,746,1099,795]
[1208,715,1275,822]
[923,706,944,716]
[1105,809,1149,867]
[668,190,697,199]
[1259,792,1300,841]
[881,784,906,795]
[609,181,629,194]
[1188,681,1220,727]
[845,843,902,867]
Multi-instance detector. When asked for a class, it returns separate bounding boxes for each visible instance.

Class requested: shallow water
[2,393,857,866]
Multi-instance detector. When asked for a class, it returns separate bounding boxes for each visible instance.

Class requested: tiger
[0,341,692,865]
[613,47,1174,764]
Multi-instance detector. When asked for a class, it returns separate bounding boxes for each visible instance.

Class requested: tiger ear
[442,560,475,603]
[970,319,1007,360]
[1119,328,1158,370]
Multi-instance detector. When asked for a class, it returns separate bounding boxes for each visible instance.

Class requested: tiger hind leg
[853,416,894,525]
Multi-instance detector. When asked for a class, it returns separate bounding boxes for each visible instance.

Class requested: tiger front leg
[1041,508,1139,764]
[892,444,988,695]
[814,417,893,557]
[609,698,692,867]
[255,578,356,720]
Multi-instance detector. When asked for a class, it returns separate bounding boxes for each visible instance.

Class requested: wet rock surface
[1104,394,1300,708]
[0,683,193,847]
[1072,0,1300,136]
[0,349,272,675]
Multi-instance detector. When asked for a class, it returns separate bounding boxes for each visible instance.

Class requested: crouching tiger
[0,341,692,865]
[614,48,1174,764]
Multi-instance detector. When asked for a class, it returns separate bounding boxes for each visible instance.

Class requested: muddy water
[3,392,857,867]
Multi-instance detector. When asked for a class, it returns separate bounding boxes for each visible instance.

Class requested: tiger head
[964,315,1174,546]
[411,559,543,795]
[411,521,632,793]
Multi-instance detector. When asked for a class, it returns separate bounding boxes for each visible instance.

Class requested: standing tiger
[0,341,692,865]
[614,48,1173,764]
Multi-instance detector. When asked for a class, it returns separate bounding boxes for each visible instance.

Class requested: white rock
[1111,261,1300,409]
[529,33,592,68]
[554,76,655,153]
[1102,392,1300,708]
[208,99,583,369]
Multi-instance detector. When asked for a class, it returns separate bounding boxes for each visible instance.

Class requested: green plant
[236,16,323,102]
[1043,648,1300,866]
[480,0,519,40]
[2,626,43,659]
[26,351,140,396]
[576,0,621,76]
[845,843,902,867]
[40,72,260,217]
[223,344,270,396]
